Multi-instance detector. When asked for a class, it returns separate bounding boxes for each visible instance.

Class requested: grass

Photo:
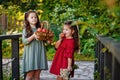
[74,53,94,61]
[47,52,94,61]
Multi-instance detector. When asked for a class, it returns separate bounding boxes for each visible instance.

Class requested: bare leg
[25,71,35,80]
[34,69,41,80]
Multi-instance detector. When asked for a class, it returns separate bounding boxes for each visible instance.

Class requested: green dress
[22,28,48,73]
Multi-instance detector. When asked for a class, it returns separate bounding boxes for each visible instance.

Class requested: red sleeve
[64,40,75,58]
[64,47,74,58]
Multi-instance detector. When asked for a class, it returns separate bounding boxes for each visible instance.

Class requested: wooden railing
[0,14,23,35]
[94,35,120,80]
[0,34,22,80]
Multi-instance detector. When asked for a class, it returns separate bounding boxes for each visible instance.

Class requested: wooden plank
[104,51,112,80]
[0,40,3,80]
[0,33,22,80]
[100,53,104,80]
[94,42,100,79]
[0,14,7,30]
[0,34,22,40]
[11,38,20,80]
[96,35,120,63]
[94,42,99,72]
[112,57,120,80]
[0,14,7,34]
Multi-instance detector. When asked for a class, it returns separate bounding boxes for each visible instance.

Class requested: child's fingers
[67,66,72,71]
[34,33,39,40]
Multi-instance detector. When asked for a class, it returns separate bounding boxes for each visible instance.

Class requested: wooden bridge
[0,34,120,80]
[94,35,120,80]
[0,34,22,80]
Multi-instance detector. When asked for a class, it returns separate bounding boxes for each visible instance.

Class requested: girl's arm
[67,58,72,71]
[22,29,35,45]
[27,33,35,42]
[55,39,62,49]
[55,33,64,49]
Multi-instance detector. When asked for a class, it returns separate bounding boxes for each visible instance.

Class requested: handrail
[0,33,22,80]
[0,33,22,40]
[96,35,120,63]
[95,35,120,80]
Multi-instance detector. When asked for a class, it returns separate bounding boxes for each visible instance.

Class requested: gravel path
[2,59,94,80]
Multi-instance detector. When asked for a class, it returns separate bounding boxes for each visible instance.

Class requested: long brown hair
[24,10,41,38]
[64,20,80,52]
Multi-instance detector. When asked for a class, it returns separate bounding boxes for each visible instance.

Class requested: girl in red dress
[50,20,80,80]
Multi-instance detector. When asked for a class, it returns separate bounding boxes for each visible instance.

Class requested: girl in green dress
[22,10,48,80]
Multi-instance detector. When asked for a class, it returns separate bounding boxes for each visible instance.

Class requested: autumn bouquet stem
[72,64,79,70]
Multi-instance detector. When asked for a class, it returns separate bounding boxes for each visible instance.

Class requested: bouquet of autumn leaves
[73,64,79,70]
[35,21,54,42]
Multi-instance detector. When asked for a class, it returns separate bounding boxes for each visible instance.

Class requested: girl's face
[63,25,74,38]
[27,12,37,26]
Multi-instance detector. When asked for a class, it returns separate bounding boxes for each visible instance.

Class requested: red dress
[50,38,75,77]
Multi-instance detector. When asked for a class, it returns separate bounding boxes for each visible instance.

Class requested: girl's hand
[67,66,72,71]
[34,33,39,40]
[47,40,52,44]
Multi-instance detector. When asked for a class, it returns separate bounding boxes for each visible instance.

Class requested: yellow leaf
[101,48,107,53]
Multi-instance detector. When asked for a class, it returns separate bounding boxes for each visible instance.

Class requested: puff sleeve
[22,29,30,45]
[64,42,75,58]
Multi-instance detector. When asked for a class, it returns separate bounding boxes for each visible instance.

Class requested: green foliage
[81,38,95,55]
[0,0,41,12]
[3,65,12,80]
[104,66,111,80]
[72,64,79,69]
[2,40,11,58]
[0,5,7,15]
[47,0,102,56]
[49,24,61,41]
[49,4,76,25]
[47,47,55,54]
[47,52,94,61]
[94,71,100,80]
[94,66,112,80]
[74,53,94,61]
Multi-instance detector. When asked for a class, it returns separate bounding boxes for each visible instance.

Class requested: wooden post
[0,14,7,34]
[0,40,3,80]
[94,41,101,80]
[104,51,112,80]
[100,44,104,80]
[96,35,120,80]
[94,41,101,72]
[112,56,120,80]
[94,41,105,80]
[98,41,101,73]
[11,38,20,80]
[94,42,99,72]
